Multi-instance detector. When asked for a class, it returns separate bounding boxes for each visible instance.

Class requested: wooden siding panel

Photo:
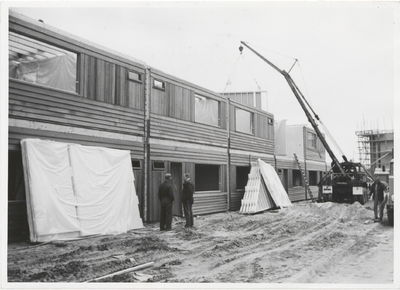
[8,127,144,157]
[230,191,245,211]
[150,115,228,147]
[150,143,227,164]
[192,192,227,216]
[9,82,144,136]
[230,131,274,154]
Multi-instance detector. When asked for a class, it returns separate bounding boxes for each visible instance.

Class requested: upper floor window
[307,132,317,149]
[195,94,220,127]
[153,79,165,90]
[128,71,142,83]
[9,32,78,93]
[235,108,253,134]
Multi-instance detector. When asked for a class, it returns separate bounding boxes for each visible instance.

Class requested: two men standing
[158,172,195,231]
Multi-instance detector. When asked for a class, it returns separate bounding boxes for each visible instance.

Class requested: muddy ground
[7,199,395,287]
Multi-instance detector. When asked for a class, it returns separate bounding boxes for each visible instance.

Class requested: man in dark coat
[182,173,195,228]
[158,173,174,231]
[370,177,388,222]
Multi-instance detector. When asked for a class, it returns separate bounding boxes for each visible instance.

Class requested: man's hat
[165,173,172,178]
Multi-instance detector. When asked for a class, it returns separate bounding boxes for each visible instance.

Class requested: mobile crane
[240,41,374,204]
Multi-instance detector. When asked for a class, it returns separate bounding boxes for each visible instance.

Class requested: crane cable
[294,62,345,159]
[222,49,263,93]
[222,54,241,93]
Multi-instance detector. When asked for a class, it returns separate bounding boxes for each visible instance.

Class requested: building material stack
[240,159,292,214]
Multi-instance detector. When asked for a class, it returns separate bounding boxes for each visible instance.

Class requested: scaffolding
[356,129,394,172]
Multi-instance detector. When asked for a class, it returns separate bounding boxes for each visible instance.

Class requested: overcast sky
[4,1,400,163]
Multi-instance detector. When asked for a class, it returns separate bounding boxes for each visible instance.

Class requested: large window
[235,108,253,134]
[195,164,220,191]
[307,132,317,149]
[9,32,78,93]
[236,166,251,190]
[195,94,220,127]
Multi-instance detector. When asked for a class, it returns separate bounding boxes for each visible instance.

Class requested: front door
[171,162,182,216]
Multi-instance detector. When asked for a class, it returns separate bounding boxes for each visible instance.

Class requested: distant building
[356,129,394,176]
[356,130,394,176]
[221,93,327,202]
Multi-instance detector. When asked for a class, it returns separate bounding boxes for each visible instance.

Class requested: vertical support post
[143,67,151,222]
[226,98,231,212]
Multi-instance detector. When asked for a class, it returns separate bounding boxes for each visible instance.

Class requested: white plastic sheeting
[240,158,292,214]
[21,139,143,242]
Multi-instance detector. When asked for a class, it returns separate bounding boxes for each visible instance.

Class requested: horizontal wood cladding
[9,81,144,136]
[8,127,144,158]
[150,143,227,164]
[192,192,227,216]
[276,157,297,169]
[150,114,228,146]
[305,149,325,162]
[230,191,245,211]
[230,131,274,154]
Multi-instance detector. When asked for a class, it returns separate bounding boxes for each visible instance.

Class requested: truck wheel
[358,195,366,205]
[387,209,394,226]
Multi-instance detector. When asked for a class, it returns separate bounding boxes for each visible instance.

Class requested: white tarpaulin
[21,139,143,242]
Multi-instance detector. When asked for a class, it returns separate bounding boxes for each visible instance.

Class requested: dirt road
[7,199,395,286]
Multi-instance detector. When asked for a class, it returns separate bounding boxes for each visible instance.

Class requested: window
[128,71,142,83]
[152,161,165,171]
[153,79,165,90]
[236,166,251,190]
[195,164,220,191]
[307,132,317,149]
[195,94,220,127]
[235,108,253,134]
[292,170,303,187]
[9,32,78,93]
[267,117,274,140]
[309,171,318,185]
[131,159,141,170]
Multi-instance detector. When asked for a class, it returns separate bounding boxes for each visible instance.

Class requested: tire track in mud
[160,203,376,282]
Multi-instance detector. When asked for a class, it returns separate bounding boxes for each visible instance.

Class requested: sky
[2,1,400,163]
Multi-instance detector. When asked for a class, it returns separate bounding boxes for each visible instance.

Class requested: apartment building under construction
[356,129,394,176]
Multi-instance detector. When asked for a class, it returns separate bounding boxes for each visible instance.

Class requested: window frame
[194,93,221,127]
[235,107,254,135]
[153,78,165,91]
[9,31,80,94]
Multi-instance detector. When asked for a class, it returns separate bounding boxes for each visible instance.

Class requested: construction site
[5,6,395,288]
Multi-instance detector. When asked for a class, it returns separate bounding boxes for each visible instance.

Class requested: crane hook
[239,45,243,54]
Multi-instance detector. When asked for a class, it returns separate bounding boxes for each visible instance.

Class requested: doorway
[171,162,182,217]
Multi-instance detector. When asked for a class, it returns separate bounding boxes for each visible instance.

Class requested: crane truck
[240,41,374,204]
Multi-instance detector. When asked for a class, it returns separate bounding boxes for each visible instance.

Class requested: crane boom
[240,41,346,175]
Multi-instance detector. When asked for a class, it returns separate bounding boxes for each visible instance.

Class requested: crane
[240,41,374,204]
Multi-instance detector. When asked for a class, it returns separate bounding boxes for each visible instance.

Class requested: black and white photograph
[1,1,399,289]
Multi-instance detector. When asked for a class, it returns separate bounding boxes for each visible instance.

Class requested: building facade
[8,12,276,241]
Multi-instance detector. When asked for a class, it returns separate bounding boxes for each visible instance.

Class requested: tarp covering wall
[21,139,143,242]
[240,158,292,214]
